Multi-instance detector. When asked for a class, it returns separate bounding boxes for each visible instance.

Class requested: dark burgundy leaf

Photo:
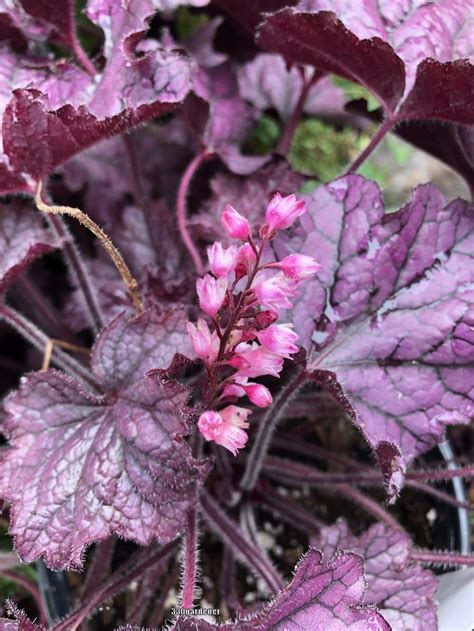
[258,2,474,124]
[172,550,389,629]
[0,200,60,293]
[257,10,405,115]
[274,176,474,484]
[0,308,207,569]
[314,520,438,630]
[18,0,76,49]
[238,53,346,121]
[2,0,195,185]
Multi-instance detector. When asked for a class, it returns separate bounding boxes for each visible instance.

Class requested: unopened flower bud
[244,383,273,407]
[273,254,321,280]
[221,204,250,240]
[255,310,278,330]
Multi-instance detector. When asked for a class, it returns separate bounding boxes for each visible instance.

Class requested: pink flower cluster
[187,193,321,456]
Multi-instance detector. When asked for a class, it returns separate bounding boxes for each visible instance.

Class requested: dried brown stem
[35,183,143,313]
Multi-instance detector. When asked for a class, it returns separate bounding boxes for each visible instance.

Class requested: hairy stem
[2,570,48,626]
[36,183,143,314]
[54,542,177,631]
[0,303,96,388]
[70,30,97,77]
[181,508,199,608]
[46,213,104,334]
[240,370,306,491]
[200,489,285,594]
[277,69,322,156]
[411,548,474,567]
[15,276,72,339]
[176,149,212,276]
[345,118,394,173]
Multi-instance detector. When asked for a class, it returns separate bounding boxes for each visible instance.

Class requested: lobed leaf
[0,308,206,569]
[313,520,438,630]
[273,176,474,489]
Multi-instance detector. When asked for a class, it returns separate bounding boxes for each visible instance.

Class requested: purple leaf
[184,17,227,68]
[0,603,44,631]
[172,550,390,629]
[0,200,60,293]
[238,53,346,121]
[18,0,78,51]
[274,176,474,484]
[0,308,207,569]
[257,2,474,124]
[2,0,195,185]
[314,520,438,630]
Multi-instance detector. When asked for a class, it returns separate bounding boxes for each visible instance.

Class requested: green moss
[289,119,366,181]
[332,77,380,112]
[175,7,208,40]
[242,115,281,156]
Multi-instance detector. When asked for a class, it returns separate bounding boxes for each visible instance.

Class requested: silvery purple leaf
[314,520,438,630]
[172,550,390,629]
[0,200,60,293]
[238,53,346,121]
[0,308,206,569]
[274,176,474,487]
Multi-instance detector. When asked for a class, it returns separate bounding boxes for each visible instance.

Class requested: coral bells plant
[0,1,472,630]
[189,196,321,455]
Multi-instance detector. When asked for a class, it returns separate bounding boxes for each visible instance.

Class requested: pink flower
[187,318,220,364]
[253,273,298,312]
[272,254,321,280]
[196,274,228,318]
[264,193,307,231]
[257,324,299,358]
[198,410,224,441]
[244,383,273,407]
[199,406,250,455]
[221,204,250,240]
[214,424,248,456]
[228,346,284,378]
[208,242,238,278]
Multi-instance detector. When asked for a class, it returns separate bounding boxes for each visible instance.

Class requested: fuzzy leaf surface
[172,550,389,629]
[0,309,205,569]
[258,1,474,123]
[274,176,474,483]
[314,520,438,630]
[0,201,60,293]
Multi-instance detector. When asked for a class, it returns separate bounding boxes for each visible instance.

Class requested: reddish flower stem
[277,69,322,156]
[70,31,97,78]
[176,149,212,276]
[80,538,115,601]
[181,508,199,608]
[411,549,474,567]
[336,486,402,531]
[345,118,395,173]
[200,489,284,594]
